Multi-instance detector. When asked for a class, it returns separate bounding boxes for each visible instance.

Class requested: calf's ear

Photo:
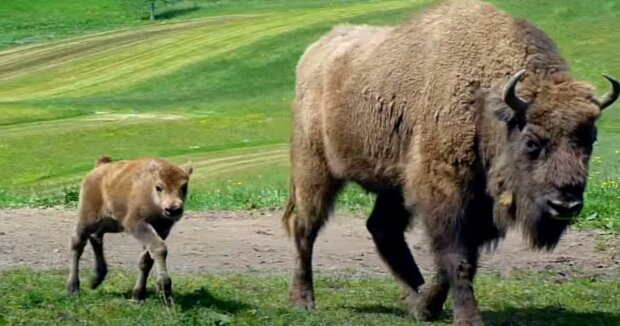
[146,159,160,175]
[183,162,193,176]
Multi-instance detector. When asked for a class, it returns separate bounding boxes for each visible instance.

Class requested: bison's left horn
[503,69,529,114]
[598,75,620,110]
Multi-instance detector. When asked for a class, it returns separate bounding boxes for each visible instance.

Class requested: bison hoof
[455,316,484,326]
[402,292,441,322]
[410,304,439,322]
[66,281,80,295]
[289,291,315,311]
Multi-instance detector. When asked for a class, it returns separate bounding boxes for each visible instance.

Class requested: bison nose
[164,205,183,217]
[547,199,583,218]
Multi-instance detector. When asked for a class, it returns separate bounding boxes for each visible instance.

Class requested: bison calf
[66,156,192,303]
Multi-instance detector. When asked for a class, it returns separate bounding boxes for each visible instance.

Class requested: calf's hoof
[132,287,147,303]
[66,280,80,295]
[157,276,173,305]
[89,275,105,290]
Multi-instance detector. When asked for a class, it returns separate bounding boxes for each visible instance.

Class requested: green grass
[0,268,618,325]
[0,0,619,231]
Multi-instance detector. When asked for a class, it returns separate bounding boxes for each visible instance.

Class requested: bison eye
[524,139,543,158]
[155,185,164,193]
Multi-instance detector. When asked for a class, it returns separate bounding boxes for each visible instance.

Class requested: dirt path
[0,209,618,279]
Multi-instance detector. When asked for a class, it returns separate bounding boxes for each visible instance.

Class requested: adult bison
[281,0,619,325]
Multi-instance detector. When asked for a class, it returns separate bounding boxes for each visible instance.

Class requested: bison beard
[282,0,619,325]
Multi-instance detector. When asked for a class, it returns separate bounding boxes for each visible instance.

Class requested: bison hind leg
[287,160,342,311]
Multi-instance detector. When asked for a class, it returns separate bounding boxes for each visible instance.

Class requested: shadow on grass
[483,307,620,326]
[118,286,252,313]
[174,286,251,313]
[348,304,407,317]
[348,304,620,325]
[155,6,200,20]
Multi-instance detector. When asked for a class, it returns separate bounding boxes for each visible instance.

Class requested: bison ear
[493,105,516,122]
[184,165,193,176]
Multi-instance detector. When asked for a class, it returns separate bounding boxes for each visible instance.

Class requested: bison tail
[95,156,113,167]
[282,177,296,237]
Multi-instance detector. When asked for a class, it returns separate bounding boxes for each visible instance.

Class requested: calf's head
[147,160,193,218]
[488,69,618,249]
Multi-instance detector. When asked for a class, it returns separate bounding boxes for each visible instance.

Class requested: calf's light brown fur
[66,156,192,303]
[283,0,619,325]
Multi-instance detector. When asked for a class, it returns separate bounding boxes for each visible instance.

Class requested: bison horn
[598,74,620,110]
[503,69,529,114]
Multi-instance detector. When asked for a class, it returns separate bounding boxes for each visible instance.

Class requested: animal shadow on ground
[349,305,620,325]
[482,307,620,326]
[173,286,251,313]
[348,304,451,323]
[120,286,252,313]
[349,304,408,317]
[152,6,200,20]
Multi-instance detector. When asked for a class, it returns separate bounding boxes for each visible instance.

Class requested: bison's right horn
[503,69,529,115]
[598,74,620,110]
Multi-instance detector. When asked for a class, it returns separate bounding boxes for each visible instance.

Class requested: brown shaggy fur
[283,0,618,325]
[66,156,192,304]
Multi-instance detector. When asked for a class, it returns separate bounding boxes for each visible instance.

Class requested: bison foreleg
[414,269,450,320]
[435,248,482,326]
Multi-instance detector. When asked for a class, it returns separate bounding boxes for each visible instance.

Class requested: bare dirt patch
[0,209,617,279]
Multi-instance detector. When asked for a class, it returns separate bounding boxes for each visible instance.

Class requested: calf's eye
[155,185,164,193]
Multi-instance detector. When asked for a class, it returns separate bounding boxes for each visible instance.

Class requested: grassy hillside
[0,0,619,230]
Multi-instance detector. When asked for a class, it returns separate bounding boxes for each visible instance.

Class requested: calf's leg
[127,220,173,304]
[89,233,107,289]
[132,227,170,302]
[132,250,154,302]
[66,222,90,294]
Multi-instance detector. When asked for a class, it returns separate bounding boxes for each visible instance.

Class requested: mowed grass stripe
[0,14,257,61]
[0,1,423,101]
[0,7,368,98]
[4,144,289,191]
[0,18,261,99]
[0,16,254,82]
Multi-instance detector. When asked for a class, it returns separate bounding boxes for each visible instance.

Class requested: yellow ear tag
[499,192,513,206]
